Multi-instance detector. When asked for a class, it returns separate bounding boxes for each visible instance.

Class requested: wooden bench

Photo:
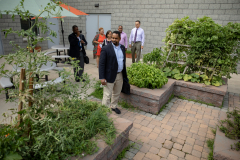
[52,55,71,65]
[0,69,67,99]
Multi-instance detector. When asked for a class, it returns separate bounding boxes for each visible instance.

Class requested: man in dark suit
[68,25,85,82]
[99,31,128,114]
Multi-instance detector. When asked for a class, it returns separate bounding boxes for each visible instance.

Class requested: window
[20,18,40,36]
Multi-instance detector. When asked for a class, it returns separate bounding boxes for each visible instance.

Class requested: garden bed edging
[120,78,228,114]
[69,114,133,160]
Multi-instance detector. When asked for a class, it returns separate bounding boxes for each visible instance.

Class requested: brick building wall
[0,14,48,55]
[59,0,240,55]
[0,0,239,55]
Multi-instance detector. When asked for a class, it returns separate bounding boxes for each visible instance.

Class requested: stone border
[120,78,228,114]
[213,93,240,160]
[213,111,240,160]
[71,115,133,160]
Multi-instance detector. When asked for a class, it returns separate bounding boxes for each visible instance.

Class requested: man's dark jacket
[68,33,86,58]
[99,43,127,83]
[80,34,87,56]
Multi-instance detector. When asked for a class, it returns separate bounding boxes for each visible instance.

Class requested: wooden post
[17,68,25,127]
[28,72,34,107]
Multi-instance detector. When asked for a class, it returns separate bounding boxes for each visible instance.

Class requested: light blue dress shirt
[112,43,124,73]
[129,27,145,46]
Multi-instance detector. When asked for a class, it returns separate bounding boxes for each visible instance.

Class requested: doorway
[86,14,111,50]
[47,18,60,49]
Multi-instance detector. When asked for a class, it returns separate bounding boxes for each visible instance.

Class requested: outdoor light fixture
[95,3,99,7]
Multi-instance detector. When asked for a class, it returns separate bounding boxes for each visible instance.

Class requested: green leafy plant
[183,74,192,82]
[161,16,240,86]
[90,81,103,99]
[0,1,116,159]
[0,100,116,160]
[127,63,168,89]
[143,48,167,68]
[218,109,240,150]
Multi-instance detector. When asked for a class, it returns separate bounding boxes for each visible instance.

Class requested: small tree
[0,1,105,159]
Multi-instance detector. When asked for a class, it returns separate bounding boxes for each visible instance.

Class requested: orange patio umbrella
[32,2,88,47]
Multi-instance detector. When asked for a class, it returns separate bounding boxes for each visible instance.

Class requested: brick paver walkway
[115,97,220,160]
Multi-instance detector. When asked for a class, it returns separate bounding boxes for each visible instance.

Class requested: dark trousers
[73,51,84,81]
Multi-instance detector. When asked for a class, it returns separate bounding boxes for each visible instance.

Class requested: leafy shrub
[143,48,167,68]
[0,100,116,160]
[161,16,240,85]
[127,63,168,89]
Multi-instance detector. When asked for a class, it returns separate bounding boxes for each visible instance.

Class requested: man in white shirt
[129,20,145,63]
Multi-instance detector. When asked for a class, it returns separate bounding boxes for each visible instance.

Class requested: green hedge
[127,63,168,89]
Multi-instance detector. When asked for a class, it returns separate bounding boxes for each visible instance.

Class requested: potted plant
[126,50,137,58]
[29,44,41,53]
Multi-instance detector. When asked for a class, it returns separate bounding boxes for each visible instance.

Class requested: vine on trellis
[143,16,240,86]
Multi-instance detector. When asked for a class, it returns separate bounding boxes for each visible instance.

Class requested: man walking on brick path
[99,31,128,114]
[129,20,145,63]
[118,25,128,51]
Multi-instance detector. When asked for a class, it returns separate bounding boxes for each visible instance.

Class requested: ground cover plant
[218,109,240,151]
[206,139,214,160]
[0,1,116,159]
[143,16,240,87]
[127,63,168,89]
[90,81,103,99]
[0,100,116,160]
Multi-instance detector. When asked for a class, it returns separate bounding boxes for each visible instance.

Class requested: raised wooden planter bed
[70,114,133,160]
[120,78,228,114]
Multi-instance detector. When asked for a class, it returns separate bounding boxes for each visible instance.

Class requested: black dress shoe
[111,108,121,114]
[75,79,80,82]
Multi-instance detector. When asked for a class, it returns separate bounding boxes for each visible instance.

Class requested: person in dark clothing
[68,25,85,82]
[99,31,128,114]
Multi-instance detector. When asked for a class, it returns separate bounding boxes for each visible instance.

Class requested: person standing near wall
[68,25,85,82]
[92,27,106,68]
[102,30,112,48]
[118,25,128,51]
[129,20,145,63]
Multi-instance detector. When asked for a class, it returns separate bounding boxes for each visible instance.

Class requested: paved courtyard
[0,49,240,159]
[118,98,219,160]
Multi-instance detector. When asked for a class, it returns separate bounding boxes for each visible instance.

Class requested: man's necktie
[134,28,138,43]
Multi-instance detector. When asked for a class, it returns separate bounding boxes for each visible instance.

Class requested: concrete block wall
[59,0,240,55]
[0,15,48,55]
[0,0,239,55]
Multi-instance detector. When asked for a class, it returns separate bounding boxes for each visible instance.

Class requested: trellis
[163,43,218,79]
[163,43,190,74]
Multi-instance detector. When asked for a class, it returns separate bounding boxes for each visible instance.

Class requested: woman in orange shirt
[93,27,106,68]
